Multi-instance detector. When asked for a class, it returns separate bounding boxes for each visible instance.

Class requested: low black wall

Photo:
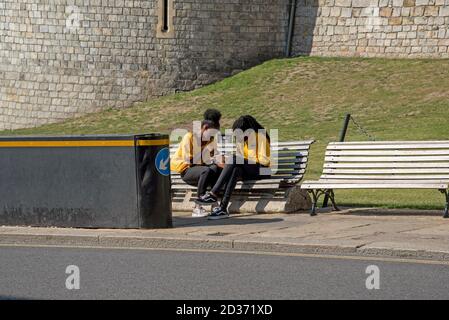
[0,134,172,229]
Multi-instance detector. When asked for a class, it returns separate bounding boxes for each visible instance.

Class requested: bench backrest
[170,139,314,185]
[265,140,314,183]
[321,141,449,182]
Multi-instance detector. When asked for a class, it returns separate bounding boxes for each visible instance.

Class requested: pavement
[1,208,449,261]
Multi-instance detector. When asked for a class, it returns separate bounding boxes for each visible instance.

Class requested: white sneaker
[192,205,209,218]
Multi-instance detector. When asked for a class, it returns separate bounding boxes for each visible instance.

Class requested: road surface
[1,245,448,300]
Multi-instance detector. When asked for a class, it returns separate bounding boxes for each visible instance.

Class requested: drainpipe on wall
[285,0,297,57]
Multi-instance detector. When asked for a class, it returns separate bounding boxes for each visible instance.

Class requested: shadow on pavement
[0,295,30,300]
[174,215,284,228]
[336,207,443,217]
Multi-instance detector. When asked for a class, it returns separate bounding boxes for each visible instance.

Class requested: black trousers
[181,165,221,197]
[211,159,264,209]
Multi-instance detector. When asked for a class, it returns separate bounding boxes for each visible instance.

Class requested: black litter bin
[0,134,172,229]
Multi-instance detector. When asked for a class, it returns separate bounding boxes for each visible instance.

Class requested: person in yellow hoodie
[170,109,222,217]
[195,115,271,220]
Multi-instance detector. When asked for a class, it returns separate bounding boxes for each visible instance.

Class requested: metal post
[285,0,297,57]
[339,113,351,143]
[443,189,449,218]
[322,113,351,207]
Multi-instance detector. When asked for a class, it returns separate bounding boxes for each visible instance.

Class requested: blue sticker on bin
[155,147,170,176]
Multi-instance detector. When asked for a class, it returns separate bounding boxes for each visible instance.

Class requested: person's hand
[214,155,225,168]
[216,161,225,169]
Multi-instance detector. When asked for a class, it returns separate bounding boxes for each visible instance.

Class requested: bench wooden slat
[172,184,285,190]
[237,178,301,184]
[302,182,448,189]
[219,147,309,152]
[172,174,304,184]
[171,166,305,176]
[272,152,308,158]
[324,162,449,168]
[160,165,305,173]
[275,147,309,151]
[326,150,449,156]
[329,141,449,145]
[274,140,314,146]
[272,161,307,167]
[271,172,305,177]
[327,143,449,150]
[171,179,303,186]
[275,164,307,169]
[169,161,307,170]
[273,164,307,169]
[171,150,309,157]
[171,180,301,188]
[313,179,449,184]
[320,174,449,180]
[176,142,311,147]
[274,160,306,165]
[274,158,308,164]
[172,142,313,148]
[325,156,449,162]
[219,145,312,150]
[172,179,300,190]
[323,168,449,174]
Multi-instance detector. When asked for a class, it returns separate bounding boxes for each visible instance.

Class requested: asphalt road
[0,245,449,300]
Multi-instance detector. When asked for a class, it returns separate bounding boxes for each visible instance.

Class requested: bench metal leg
[327,189,340,212]
[441,189,449,219]
[322,194,330,208]
[308,189,325,217]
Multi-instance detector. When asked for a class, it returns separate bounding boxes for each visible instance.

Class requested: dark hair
[232,115,270,141]
[203,109,222,129]
[201,119,218,129]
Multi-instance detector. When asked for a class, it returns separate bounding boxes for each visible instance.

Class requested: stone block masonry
[0,0,289,130]
[0,0,158,129]
[292,0,449,58]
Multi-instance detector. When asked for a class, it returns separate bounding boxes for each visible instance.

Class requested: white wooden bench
[301,141,449,218]
[171,139,314,213]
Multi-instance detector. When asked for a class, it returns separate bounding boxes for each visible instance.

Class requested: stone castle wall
[293,0,449,57]
[1,0,153,129]
[0,0,289,130]
[1,0,449,130]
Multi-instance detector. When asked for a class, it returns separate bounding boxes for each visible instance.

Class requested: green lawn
[3,56,449,210]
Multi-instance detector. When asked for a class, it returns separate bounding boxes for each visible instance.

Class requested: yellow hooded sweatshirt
[237,132,271,167]
[170,132,216,174]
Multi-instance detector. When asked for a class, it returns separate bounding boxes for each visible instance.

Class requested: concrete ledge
[98,236,233,250]
[173,187,312,214]
[0,233,100,247]
[357,246,449,261]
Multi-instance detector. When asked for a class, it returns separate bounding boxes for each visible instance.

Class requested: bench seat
[302,181,449,189]
[301,141,449,218]
[171,139,314,213]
